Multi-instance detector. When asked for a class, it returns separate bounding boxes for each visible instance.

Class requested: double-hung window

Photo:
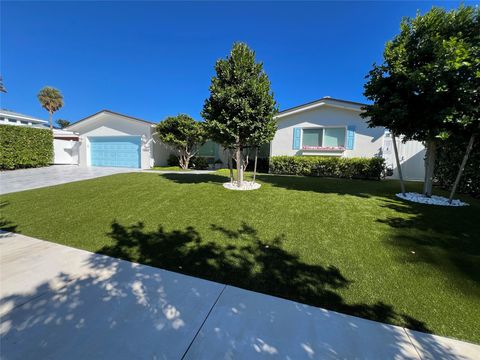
[302,127,346,149]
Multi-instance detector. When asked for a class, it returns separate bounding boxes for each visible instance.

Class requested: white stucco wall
[68,113,155,169]
[271,105,385,158]
[53,139,80,165]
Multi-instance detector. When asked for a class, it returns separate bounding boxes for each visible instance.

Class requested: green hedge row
[435,136,479,198]
[269,156,386,180]
[0,125,53,170]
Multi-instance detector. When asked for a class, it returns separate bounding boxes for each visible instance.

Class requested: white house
[270,97,425,180]
[0,109,80,165]
[66,110,170,169]
[65,97,425,180]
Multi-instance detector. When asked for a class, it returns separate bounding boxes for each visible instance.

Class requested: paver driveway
[0,165,136,195]
[1,232,479,359]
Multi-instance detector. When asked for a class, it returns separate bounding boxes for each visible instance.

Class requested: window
[302,129,323,147]
[302,127,345,149]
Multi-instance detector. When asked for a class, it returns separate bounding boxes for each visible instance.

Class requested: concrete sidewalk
[1,232,478,359]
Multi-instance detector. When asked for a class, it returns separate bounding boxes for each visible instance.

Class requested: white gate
[53,139,80,165]
[382,133,425,181]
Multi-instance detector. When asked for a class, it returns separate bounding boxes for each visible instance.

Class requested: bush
[269,156,385,180]
[435,136,480,198]
[191,156,209,170]
[167,154,179,167]
[0,125,53,170]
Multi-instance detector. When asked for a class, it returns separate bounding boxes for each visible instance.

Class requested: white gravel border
[223,181,261,191]
[396,192,468,207]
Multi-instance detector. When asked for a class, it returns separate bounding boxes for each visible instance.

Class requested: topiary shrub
[435,137,480,198]
[0,125,53,170]
[190,156,209,170]
[167,153,179,167]
[269,156,385,180]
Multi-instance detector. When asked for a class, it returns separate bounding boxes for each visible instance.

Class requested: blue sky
[0,1,471,124]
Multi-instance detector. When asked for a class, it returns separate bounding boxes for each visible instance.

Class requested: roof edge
[276,97,368,118]
[67,110,156,130]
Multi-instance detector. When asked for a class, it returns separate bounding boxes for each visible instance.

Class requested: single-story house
[271,97,425,180]
[65,97,425,180]
[0,109,81,165]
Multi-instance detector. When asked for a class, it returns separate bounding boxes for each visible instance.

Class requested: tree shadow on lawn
[378,198,480,285]
[0,201,17,235]
[2,226,463,359]
[256,174,415,198]
[98,220,430,333]
[160,173,228,185]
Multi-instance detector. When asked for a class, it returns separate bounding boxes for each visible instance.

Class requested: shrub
[191,156,209,170]
[167,154,179,167]
[435,137,480,198]
[269,156,385,180]
[0,125,53,170]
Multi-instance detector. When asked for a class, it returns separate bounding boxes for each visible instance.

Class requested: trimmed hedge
[269,156,386,180]
[0,125,53,170]
[435,136,480,198]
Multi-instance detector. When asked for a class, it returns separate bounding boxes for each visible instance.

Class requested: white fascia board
[275,101,363,120]
[0,112,48,124]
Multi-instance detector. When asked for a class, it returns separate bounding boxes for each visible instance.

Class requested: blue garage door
[90,136,141,168]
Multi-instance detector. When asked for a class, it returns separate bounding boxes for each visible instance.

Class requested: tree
[362,6,479,197]
[202,42,277,187]
[56,119,71,129]
[38,87,64,130]
[156,114,206,169]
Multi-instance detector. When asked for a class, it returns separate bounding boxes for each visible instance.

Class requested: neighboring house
[0,109,80,165]
[271,97,425,180]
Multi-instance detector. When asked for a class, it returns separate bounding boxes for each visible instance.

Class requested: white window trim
[301,126,347,151]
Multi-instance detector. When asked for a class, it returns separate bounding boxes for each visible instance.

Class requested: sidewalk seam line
[404,327,423,360]
[180,284,227,360]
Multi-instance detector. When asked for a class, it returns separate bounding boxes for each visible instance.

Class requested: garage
[66,110,159,169]
[90,136,141,168]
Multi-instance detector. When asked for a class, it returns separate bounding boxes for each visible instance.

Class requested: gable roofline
[67,110,156,130]
[275,97,368,119]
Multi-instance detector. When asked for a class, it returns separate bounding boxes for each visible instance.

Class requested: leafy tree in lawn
[202,42,277,187]
[38,87,64,130]
[156,114,206,170]
[56,119,71,129]
[362,6,479,198]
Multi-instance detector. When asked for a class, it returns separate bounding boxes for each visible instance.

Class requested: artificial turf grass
[1,171,479,343]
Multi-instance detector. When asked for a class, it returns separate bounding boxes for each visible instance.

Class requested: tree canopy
[362,6,479,196]
[56,119,71,129]
[156,114,206,169]
[202,42,277,186]
[38,87,64,130]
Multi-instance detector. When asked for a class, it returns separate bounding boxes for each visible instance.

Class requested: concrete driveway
[0,165,136,195]
[1,232,479,359]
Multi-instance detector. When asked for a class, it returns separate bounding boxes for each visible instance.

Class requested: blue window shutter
[293,128,301,150]
[346,126,356,150]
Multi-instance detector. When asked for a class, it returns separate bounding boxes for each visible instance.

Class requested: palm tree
[38,87,63,129]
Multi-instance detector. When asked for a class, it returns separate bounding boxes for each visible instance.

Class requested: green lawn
[150,166,192,171]
[1,171,479,343]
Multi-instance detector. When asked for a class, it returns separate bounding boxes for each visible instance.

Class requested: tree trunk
[448,128,478,203]
[236,145,243,187]
[49,111,53,130]
[228,150,234,184]
[391,133,405,196]
[423,143,429,195]
[252,147,258,183]
[423,140,437,197]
